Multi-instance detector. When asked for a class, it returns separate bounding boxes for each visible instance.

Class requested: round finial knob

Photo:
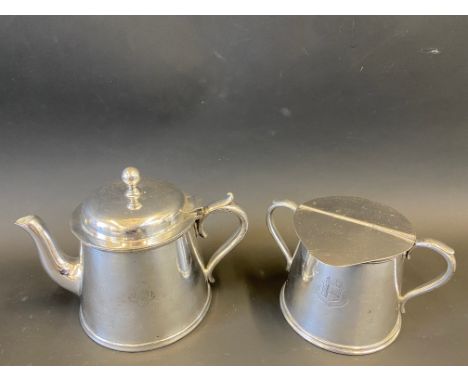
[122,167,142,210]
[122,167,141,187]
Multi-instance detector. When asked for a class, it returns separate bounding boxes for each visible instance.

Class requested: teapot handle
[266,200,299,271]
[399,238,456,313]
[194,193,248,283]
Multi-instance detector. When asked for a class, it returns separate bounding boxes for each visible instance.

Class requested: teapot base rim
[78,284,212,352]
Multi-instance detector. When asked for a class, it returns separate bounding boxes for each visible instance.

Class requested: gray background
[0,16,467,365]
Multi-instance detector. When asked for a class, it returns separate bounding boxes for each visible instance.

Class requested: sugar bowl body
[267,196,456,355]
[16,167,248,351]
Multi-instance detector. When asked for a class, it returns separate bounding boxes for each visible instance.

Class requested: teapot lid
[293,196,416,266]
[70,167,198,251]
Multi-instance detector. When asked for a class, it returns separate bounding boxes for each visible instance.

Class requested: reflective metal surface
[3,16,467,365]
[78,231,211,351]
[295,196,416,266]
[14,215,83,296]
[267,197,456,355]
[15,168,248,351]
[71,167,199,251]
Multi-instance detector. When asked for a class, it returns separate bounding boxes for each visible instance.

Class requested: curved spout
[15,215,82,296]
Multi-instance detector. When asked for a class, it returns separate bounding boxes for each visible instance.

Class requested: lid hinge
[193,207,207,238]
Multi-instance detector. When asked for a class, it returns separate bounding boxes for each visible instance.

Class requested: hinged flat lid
[71,167,197,251]
[293,196,416,266]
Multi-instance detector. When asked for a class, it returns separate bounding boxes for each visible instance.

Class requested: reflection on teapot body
[267,196,456,355]
[16,167,248,352]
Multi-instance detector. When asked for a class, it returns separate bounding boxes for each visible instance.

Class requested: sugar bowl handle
[399,238,456,313]
[195,193,248,283]
[266,200,299,271]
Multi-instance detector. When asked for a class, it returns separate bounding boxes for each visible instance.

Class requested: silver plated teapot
[16,167,248,352]
[267,196,456,355]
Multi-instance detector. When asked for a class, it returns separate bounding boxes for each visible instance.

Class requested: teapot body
[80,228,211,352]
[281,243,405,355]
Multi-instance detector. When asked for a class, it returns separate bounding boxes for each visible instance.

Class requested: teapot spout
[15,215,82,295]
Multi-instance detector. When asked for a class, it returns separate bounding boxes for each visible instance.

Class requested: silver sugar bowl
[267,196,456,355]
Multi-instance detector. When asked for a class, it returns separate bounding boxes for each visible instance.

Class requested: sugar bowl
[267,196,455,355]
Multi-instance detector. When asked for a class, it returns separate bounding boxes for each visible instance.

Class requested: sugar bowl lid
[71,167,197,251]
[293,196,416,266]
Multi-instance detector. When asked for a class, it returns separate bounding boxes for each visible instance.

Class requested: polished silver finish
[14,215,83,295]
[16,167,248,352]
[399,239,456,313]
[70,167,199,251]
[122,166,142,210]
[267,196,456,355]
[295,196,417,266]
[266,200,298,271]
[193,192,248,282]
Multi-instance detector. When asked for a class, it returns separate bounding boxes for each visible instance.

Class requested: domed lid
[71,167,198,251]
[293,196,416,267]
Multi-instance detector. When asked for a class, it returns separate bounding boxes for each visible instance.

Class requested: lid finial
[122,167,142,210]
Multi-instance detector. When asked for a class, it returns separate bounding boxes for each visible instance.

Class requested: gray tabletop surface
[0,16,467,365]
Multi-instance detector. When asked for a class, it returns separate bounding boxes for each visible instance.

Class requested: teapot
[267,196,456,355]
[16,167,248,351]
